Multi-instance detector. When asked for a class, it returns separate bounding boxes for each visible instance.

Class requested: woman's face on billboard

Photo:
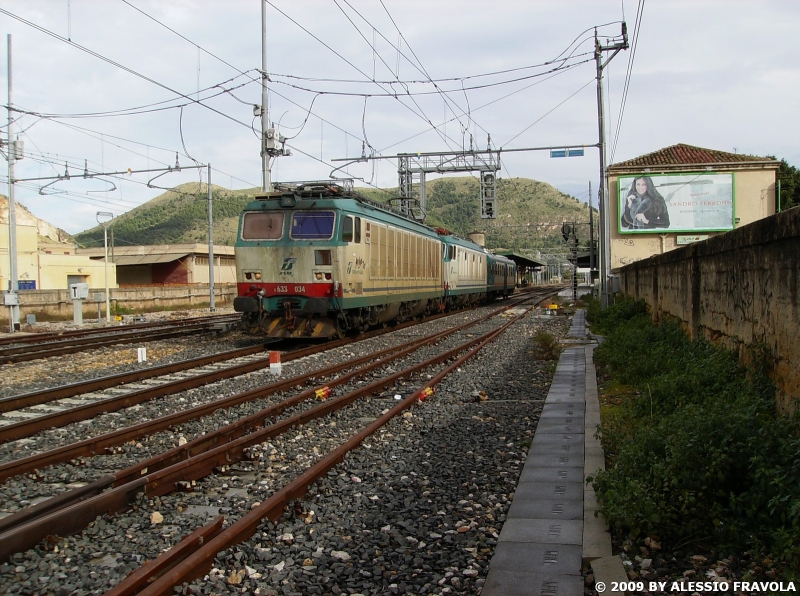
[635,178,648,195]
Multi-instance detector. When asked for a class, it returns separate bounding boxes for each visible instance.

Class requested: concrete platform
[482,310,622,596]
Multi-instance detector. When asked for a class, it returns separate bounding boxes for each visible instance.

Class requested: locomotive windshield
[290,211,335,239]
[242,212,284,240]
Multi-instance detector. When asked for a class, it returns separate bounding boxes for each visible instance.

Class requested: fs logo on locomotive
[280,257,297,275]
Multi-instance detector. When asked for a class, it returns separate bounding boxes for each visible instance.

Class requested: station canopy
[493,251,545,270]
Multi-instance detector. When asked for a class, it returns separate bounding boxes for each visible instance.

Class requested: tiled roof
[610,144,776,168]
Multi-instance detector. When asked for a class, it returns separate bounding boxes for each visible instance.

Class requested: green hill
[74,177,596,254]
[74,184,261,248]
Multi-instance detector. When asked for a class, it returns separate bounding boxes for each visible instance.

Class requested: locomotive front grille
[278,298,302,309]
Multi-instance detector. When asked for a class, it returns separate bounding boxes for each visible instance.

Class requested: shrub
[592,300,800,572]
[532,330,561,361]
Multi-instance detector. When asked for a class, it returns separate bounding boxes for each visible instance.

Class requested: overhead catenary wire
[503,78,596,147]
[264,1,464,152]
[610,0,645,162]
[266,58,594,98]
[266,50,595,86]
[378,61,589,154]
[343,0,477,139]
[4,74,259,120]
[0,8,256,132]
[107,1,381,155]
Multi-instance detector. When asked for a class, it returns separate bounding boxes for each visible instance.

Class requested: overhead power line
[264,1,463,152]
[610,0,645,162]
[268,58,594,98]
[110,1,378,155]
[0,8,254,131]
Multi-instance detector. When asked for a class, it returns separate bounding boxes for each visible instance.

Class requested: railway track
[0,289,555,444]
[0,315,240,364]
[0,286,565,593]
[0,313,237,347]
[0,295,536,569]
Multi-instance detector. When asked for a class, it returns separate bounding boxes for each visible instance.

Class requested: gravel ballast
[0,305,569,596]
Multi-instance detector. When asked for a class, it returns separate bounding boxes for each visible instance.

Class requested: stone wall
[13,284,237,318]
[618,207,800,413]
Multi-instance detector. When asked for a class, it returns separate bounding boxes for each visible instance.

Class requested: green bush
[532,330,562,361]
[585,295,648,335]
[592,301,800,572]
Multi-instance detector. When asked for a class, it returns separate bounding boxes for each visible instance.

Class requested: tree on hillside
[776,158,800,211]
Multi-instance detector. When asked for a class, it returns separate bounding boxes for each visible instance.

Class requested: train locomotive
[233,182,517,338]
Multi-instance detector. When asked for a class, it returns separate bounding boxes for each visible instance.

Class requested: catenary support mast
[6,34,19,332]
[595,24,628,306]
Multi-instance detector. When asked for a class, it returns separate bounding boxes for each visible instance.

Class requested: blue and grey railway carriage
[233,182,517,338]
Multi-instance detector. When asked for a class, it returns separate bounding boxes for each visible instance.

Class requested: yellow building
[1,223,117,291]
[607,144,779,270]
[2,195,116,291]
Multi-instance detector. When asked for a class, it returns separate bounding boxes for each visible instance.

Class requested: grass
[590,298,800,576]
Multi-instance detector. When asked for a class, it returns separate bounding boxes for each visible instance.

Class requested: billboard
[618,172,734,233]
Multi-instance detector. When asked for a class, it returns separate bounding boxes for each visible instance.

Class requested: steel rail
[0,291,554,471]
[103,516,225,596]
[0,304,500,480]
[0,295,536,444]
[131,307,530,595]
[0,314,239,347]
[0,343,273,414]
[0,305,530,563]
[0,331,359,444]
[0,300,513,523]
[0,319,237,364]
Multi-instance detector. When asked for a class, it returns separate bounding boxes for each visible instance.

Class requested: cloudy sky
[1,0,799,234]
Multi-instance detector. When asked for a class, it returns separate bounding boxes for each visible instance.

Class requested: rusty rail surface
[0,294,544,482]
[0,304,533,564]
[0,332,358,444]
[103,516,224,596]
[0,314,238,347]
[0,294,540,445]
[0,318,238,364]
[0,343,273,414]
[131,308,529,595]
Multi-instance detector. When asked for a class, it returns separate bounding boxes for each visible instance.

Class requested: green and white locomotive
[234,182,516,338]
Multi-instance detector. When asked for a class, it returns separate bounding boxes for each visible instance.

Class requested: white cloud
[1,0,798,233]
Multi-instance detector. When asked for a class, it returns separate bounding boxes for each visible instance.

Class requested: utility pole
[589,181,595,277]
[260,0,271,192]
[207,164,215,311]
[5,34,20,332]
[595,23,628,307]
[259,0,290,193]
[96,212,113,322]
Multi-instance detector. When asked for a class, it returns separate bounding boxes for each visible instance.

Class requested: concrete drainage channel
[481,310,628,596]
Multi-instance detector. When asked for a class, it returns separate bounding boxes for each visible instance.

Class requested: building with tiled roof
[609,143,776,170]
[606,144,779,271]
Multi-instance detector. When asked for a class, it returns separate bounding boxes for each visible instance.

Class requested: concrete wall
[608,167,776,271]
[618,207,800,413]
[10,283,237,319]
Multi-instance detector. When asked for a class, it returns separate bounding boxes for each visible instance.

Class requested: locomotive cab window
[290,211,335,240]
[354,217,362,243]
[242,212,284,240]
[342,216,354,242]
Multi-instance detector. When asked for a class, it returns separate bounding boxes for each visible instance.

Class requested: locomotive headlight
[254,272,262,280]
[315,272,323,280]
